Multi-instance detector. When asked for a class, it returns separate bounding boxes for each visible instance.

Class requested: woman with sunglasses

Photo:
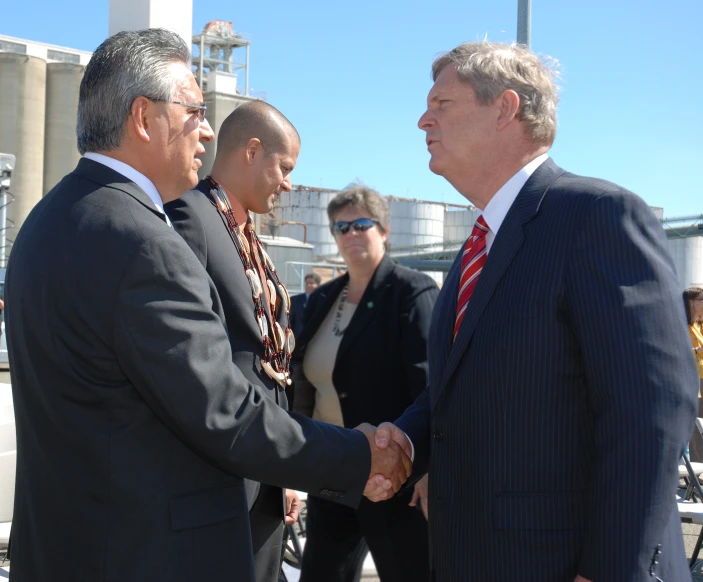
[292,184,438,582]
[685,287,703,461]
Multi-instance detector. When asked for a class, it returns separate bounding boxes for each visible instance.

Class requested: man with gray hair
[369,41,698,581]
[5,29,411,582]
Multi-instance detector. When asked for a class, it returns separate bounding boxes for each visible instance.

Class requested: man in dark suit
[5,29,410,582]
[289,273,321,339]
[164,101,307,582]
[369,41,699,581]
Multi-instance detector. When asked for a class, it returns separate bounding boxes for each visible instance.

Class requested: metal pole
[0,154,15,269]
[199,36,204,89]
[0,190,6,268]
[245,45,250,96]
[517,0,532,48]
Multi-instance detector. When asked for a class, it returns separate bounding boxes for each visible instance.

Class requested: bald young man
[164,102,305,581]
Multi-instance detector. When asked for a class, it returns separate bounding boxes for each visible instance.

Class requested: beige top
[302,293,358,428]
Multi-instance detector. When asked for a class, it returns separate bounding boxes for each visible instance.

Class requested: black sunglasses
[332,217,379,236]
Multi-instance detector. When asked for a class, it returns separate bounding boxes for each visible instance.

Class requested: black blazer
[289,292,307,339]
[396,159,699,582]
[165,181,289,512]
[5,159,371,582]
[293,254,438,430]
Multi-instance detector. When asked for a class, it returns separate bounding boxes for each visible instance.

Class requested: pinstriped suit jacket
[396,158,698,582]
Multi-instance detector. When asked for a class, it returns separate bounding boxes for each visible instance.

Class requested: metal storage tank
[388,198,444,251]
[44,62,84,194]
[0,53,46,248]
[667,235,703,289]
[444,206,481,244]
[275,187,339,258]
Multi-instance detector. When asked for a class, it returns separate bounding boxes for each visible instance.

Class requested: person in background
[293,184,437,582]
[685,287,703,461]
[290,273,321,339]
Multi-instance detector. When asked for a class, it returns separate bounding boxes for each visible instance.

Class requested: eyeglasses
[332,217,379,236]
[150,99,207,122]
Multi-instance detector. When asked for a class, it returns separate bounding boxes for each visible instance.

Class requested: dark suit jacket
[289,292,307,340]
[5,158,370,582]
[293,254,438,430]
[164,181,287,514]
[396,159,699,582]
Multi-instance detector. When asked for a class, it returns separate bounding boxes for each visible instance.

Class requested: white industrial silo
[444,206,481,245]
[667,235,703,289]
[43,63,84,194]
[275,187,340,258]
[388,198,444,252]
[0,53,47,246]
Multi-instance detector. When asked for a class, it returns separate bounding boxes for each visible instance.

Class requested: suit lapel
[429,252,463,410]
[295,276,348,350]
[435,159,566,402]
[336,255,395,361]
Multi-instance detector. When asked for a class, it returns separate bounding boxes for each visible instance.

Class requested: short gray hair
[77,28,191,155]
[327,184,391,252]
[432,41,559,146]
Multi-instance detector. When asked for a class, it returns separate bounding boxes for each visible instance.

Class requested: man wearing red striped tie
[364,41,698,582]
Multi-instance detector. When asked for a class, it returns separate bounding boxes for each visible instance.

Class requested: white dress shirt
[83,152,172,226]
[480,153,548,253]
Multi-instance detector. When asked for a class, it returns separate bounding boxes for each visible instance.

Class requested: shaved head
[216,101,300,158]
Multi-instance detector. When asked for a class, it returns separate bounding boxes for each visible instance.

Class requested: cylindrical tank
[667,235,703,289]
[0,54,47,249]
[275,188,340,258]
[43,62,84,194]
[388,199,444,251]
[444,207,481,244]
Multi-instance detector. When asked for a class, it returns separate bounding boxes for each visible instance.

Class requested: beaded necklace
[206,176,294,387]
[331,284,350,337]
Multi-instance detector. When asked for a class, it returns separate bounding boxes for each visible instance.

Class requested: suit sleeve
[112,232,371,508]
[399,278,439,401]
[565,190,698,581]
[395,388,432,477]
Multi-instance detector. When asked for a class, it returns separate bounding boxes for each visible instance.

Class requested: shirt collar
[84,152,170,224]
[480,153,548,238]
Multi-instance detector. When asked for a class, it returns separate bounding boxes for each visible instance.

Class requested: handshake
[356,422,413,502]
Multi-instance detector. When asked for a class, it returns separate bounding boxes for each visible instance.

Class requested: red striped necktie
[454,215,489,339]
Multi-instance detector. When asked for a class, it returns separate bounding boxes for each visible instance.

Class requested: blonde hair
[432,41,560,146]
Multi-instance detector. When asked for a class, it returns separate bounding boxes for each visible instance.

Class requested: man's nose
[418,110,433,131]
[280,177,292,193]
[200,117,215,143]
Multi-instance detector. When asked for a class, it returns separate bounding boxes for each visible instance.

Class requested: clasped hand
[356,422,413,502]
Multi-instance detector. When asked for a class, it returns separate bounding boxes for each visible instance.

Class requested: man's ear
[245,138,264,166]
[496,90,520,131]
[129,97,152,144]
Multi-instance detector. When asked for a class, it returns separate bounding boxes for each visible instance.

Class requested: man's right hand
[356,423,412,501]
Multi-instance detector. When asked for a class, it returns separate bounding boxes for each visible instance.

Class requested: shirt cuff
[401,429,415,462]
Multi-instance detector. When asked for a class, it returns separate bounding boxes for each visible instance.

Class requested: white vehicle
[0,268,7,367]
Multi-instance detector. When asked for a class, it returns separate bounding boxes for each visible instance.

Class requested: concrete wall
[109,0,193,48]
[197,92,255,179]
[0,54,46,246]
[444,207,481,244]
[668,236,703,289]
[389,200,444,250]
[43,63,84,194]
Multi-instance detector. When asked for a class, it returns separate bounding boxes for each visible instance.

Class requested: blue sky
[3,0,702,217]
